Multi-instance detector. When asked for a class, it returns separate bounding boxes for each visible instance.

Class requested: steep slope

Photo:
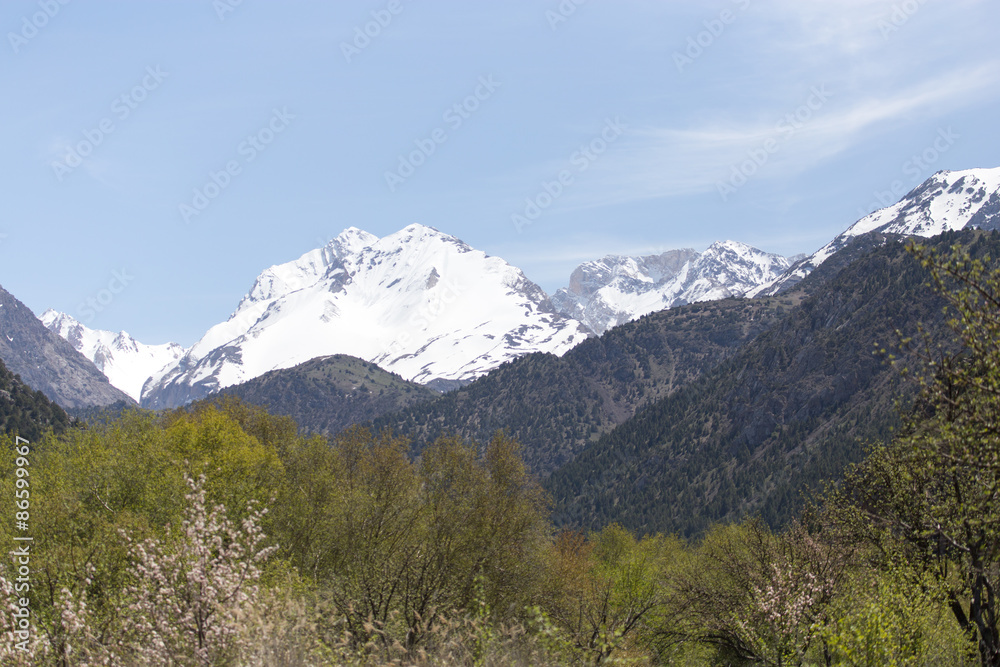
[0,285,133,409]
[753,167,1000,296]
[218,354,437,435]
[553,242,790,334]
[0,356,74,441]
[546,230,997,538]
[143,225,590,409]
[40,310,186,403]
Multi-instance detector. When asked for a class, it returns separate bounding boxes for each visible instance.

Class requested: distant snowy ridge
[40,310,187,403]
[750,167,1000,297]
[46,168,1000,409]
[141,224,591,409]
[553,241,791,334]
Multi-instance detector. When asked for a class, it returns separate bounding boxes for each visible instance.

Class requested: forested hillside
[547,230,998,537]
[3,235,998,664]
[218,354,437,435]
[375,295,788,475]
[0,356,72,441]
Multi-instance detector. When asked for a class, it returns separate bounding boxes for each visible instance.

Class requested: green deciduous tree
[839,237,1000,666]
[542,524,681,664]
[822,563,974,666]
[283,427,551,653]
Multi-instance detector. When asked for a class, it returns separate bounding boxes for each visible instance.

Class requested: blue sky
[2,0,998,345]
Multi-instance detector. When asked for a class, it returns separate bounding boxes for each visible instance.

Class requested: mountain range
[41,226,792,408]
[552,241,792,334]
[5,164,1000,546]
[32,166,1000,416]
[140,224,590,408]
[547,229,971,536]
[40,235,796,408]
[40,309,185,403]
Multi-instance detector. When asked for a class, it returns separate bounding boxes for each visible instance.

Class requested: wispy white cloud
[557,62,1000,209]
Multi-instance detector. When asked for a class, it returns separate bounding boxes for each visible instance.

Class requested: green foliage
[0,391,987,664]
[161,403,285,515]
[822,566,975,666]
[664,519,849,665]
[281,427,551,649]
[0,404,289,660]
[0,400,569,664]
[542,524,680,663]
[837,234,1000,665]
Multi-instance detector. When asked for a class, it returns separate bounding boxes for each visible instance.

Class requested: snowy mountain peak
[399,222,437,235]
[552,242,789,334]
[705,239,766,257]
[842,168,1000,241]
[41,309,83,345]
[750,166,1000,297]
[700,241,792,280]
[386,224,475,254]
[40,309,187,403]
[330,227,378,254]
[236,228,381,315]
[565,248,698,300]
[142,225,590,408]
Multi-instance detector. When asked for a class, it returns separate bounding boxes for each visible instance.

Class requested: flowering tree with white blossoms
[738,559,835,666]
[675,520,850,666]
[1,468,280,666]
[121,473,277,666]
[1,559,117,665]
[0,570,41,666]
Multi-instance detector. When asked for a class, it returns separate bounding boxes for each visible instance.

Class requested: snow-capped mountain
[552,242,791,334]
[751,167,1000,296]
[40,310,187,403]
[142,224,591,408]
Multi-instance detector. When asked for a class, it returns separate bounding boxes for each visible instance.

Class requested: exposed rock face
[553,243,789,334]
[0,286,132,409]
